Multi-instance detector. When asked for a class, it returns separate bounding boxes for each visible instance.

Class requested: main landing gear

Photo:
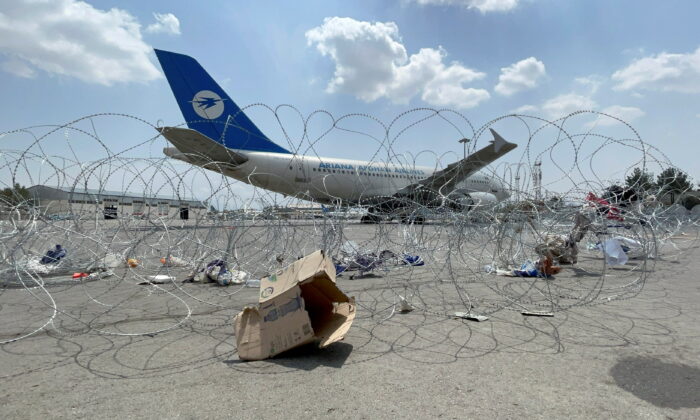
[360,207,381,224]
[399,214,425,224]
[360,212,381,224]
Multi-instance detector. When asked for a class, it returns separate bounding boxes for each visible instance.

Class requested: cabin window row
[308,167,419,179]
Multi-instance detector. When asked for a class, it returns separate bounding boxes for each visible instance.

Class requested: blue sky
[1,0,699,200]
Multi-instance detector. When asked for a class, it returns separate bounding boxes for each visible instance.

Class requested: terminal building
[28,185,208,220]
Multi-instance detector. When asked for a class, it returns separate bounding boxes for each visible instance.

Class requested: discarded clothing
[586,192,624,221]
[535,234,578,264]
[40,245,66,264]
[334,241,425,277]
[513,260,538,277]
[401,254,424,266]
[335,264,348,275]
[217,269,247,286]
[182,259,249,286]
[536,256,561,277]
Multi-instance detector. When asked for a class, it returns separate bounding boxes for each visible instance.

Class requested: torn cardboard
[234,250,356,360]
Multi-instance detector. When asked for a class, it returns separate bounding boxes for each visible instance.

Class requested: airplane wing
[394,129,517,198]
[158,126,249,165]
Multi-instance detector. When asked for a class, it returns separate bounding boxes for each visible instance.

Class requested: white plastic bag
[603,239,628,266]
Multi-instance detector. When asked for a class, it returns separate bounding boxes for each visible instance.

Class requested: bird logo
[190,90,226,119]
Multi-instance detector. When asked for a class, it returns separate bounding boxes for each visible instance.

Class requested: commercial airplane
[154,49,517,223]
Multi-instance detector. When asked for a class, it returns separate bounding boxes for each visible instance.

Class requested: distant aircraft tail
[154,49,291,154]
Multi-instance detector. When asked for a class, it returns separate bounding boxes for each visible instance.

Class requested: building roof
[28,185,206,206]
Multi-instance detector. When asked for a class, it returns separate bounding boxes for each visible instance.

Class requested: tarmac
[1,222,699,419]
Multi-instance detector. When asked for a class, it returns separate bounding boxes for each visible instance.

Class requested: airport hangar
[27,185,208,220]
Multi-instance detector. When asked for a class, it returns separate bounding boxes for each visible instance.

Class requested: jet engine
[452,191,498,211]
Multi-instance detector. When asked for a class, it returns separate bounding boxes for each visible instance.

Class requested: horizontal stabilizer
[158,126,248,165]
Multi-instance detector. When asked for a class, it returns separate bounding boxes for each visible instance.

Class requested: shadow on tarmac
[225,342,353,370]
[610,356,700,409]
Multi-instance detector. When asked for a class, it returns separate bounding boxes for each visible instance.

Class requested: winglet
[489,128,512,153]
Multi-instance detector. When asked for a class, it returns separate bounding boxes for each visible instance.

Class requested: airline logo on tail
[190,90,227,119]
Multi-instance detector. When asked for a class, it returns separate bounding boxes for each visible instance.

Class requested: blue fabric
[40,245,66,264]
[402,254,424,266]
[513,260,538,277]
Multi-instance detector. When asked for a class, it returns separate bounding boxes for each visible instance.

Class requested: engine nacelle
[454,192,498,211]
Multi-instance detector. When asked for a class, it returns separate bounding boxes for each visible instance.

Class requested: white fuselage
[221,150,508,205]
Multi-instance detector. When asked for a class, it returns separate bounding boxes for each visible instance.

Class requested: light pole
[458,138,470,159]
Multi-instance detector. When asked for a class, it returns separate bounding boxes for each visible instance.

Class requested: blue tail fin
[154,49,291,154]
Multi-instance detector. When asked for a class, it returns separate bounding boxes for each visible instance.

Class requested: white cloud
[513,93,597,119]
[584,105,645,128]
[0,57,36,78]
[541,93,597,119]
[494,57,546,96]
[612,47,700,93]
[0,0,161,85]
[306,17,489,109]
[574,75,604,95]
[145,12,181,35]
[411,0,521,13]
[511,104,538,114]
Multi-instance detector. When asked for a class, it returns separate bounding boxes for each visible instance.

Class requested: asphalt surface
[1,222,699,419]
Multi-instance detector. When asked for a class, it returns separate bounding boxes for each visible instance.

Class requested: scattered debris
[217,270,247,286]
[143,274,175,284]
[612,236,646,259]
[244,278,261,288]
[521,311,554,317]
[160,256,189,267]
[184,259,249,286]
[586,192,624,221]
[601,238,629,266]
[398,295,414,313]
[495,269,517,277]
[535,234,578,264]
[0,109,689,342]
[234,250,356,361]
[514,260,538,277]
[40,245,66,264]
[535,212,592,265]
[536,255,561,277]
[454,312,489,322]
[334,241,424,278]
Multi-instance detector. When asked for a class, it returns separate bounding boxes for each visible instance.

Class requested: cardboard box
[234,250,356,360]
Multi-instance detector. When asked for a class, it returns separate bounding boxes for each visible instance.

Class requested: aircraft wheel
[361,214,380,224]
